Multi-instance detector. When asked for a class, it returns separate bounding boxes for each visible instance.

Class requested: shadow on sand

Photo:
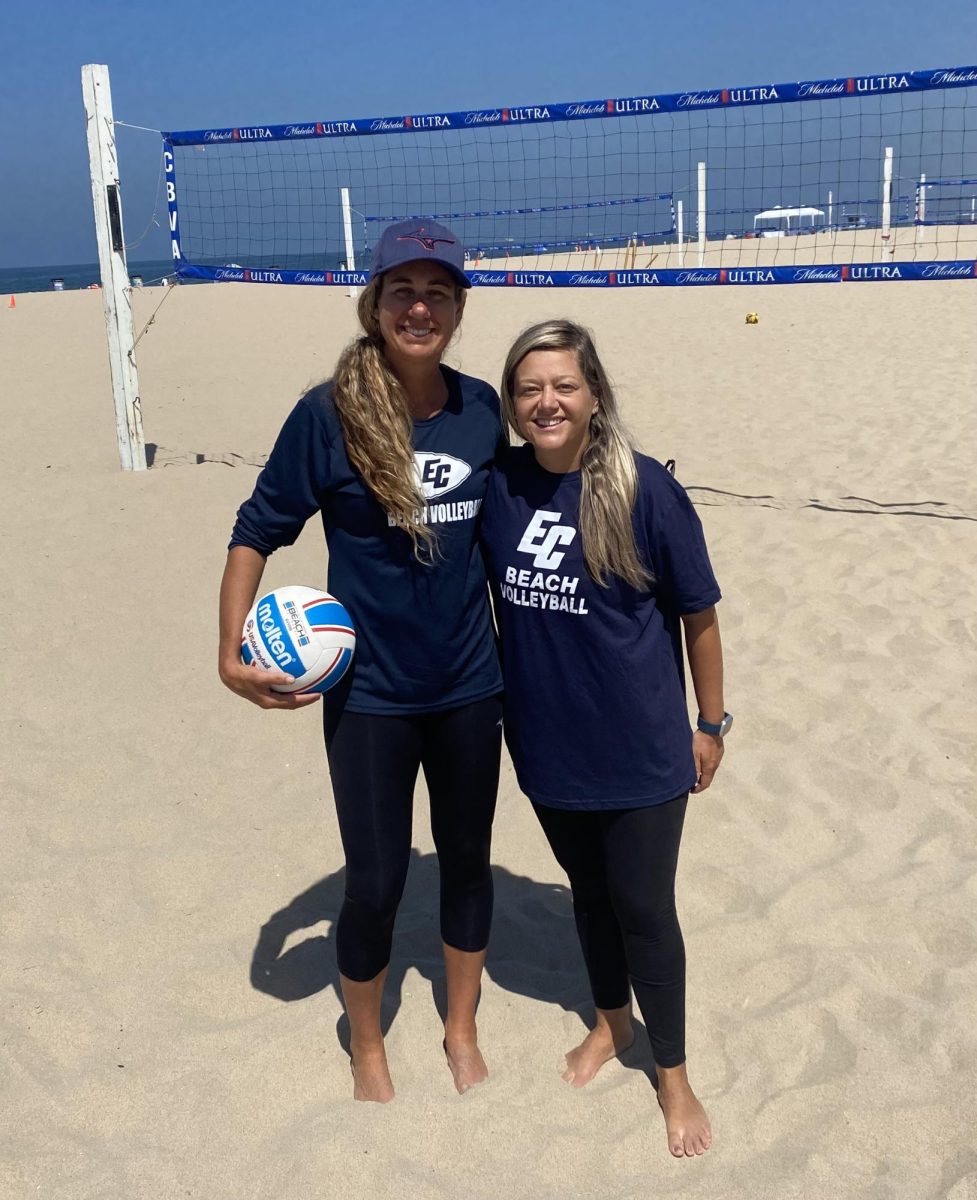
[250,849,655,1079]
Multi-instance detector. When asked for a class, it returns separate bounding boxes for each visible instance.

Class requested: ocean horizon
[0,259,179,296]
[0,251,359,296]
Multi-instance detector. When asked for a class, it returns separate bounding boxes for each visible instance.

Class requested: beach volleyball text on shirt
[387,451,483,528]
[501,510,590,615]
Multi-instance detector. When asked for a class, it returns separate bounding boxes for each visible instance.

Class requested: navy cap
[369,219,471,289]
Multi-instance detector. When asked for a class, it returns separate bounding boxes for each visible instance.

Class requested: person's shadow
[250,849,655,1080]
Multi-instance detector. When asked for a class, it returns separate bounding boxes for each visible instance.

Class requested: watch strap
[697,712,732,737]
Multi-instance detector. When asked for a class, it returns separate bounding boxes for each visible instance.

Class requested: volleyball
[241,586,355,694]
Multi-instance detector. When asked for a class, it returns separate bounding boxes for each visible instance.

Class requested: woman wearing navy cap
[481,319,728,1157]
[218,221,504,1102]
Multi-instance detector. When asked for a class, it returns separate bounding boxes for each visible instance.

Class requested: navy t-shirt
[230,366,504,714]
[480,445,721,809]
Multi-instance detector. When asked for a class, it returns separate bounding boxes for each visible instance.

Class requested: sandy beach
[2,276,976,1199]
[474,222,977,272]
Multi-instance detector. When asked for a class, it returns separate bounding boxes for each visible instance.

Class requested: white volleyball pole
[676,199,685,266]
[340,187,358,300]
[827,190,833,234]
[881,146,893,257]
[697,162,706,266]
[916,173,926,241]
[82,64,146,471]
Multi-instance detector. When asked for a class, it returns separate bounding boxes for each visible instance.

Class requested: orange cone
[7,295,15,309]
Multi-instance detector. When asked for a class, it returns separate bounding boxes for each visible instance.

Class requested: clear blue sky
[1,0,975,267]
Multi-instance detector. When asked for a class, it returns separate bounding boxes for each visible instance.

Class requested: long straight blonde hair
[331,276,464,561]
[500,320,652,590]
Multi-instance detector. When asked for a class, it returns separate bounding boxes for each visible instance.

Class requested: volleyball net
[162,65,977,287]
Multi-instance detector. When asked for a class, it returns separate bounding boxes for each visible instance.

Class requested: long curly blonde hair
[500,320,652,590]
[332,276,464,561]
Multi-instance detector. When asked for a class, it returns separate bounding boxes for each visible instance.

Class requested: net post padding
[82,63,146,471]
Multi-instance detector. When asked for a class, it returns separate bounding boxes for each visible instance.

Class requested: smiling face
[376,261,465,376]
[511,347,598,473]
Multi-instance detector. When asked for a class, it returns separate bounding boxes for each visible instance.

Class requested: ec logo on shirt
[413,452,472,499]
[517,510,577,570]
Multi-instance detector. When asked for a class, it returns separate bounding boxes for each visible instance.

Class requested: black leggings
[323,695,502,982]
[532,794,688,1068]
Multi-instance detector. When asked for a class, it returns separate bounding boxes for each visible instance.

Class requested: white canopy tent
[753,205,825,235]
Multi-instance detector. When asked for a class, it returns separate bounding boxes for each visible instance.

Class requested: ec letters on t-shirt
[497,509,589,614]
[480,445,722,810]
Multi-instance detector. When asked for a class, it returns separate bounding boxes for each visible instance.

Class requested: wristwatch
[696,712,733,738]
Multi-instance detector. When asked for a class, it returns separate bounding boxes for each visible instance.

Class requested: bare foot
[350,1044,394,1103]
[562,1015,635,1087]
[443,1034,488,1094]
[656,1064,712,1157]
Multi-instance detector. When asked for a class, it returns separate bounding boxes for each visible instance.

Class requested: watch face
[720,714,733,737]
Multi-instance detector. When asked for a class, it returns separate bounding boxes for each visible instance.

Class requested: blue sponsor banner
[162,139,184,269]
[466,264,976,286]
[841,260,977,281]
[470,266,835,286]
[163,66,977,147]
[176,260,975,287]
[722,266,841,284]
[176,263,369,287]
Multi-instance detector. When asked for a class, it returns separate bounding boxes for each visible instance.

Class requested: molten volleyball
[241,586,355,694]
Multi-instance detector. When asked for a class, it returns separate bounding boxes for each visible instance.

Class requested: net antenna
[82,63,146,471]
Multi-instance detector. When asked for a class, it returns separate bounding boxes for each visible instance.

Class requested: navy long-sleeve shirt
[230,367,504,714]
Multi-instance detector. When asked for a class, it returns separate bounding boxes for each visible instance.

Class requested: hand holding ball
[241,586,355,694]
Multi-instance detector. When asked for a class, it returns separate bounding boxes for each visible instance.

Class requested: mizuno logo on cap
[397,228,454,251]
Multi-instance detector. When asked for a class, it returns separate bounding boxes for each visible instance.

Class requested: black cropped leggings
[323,695,502,982]
[532,793,689,1068]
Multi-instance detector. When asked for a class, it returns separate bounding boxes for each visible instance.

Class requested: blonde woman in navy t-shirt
[218,222,505,1103]
[480,319,729,1157]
